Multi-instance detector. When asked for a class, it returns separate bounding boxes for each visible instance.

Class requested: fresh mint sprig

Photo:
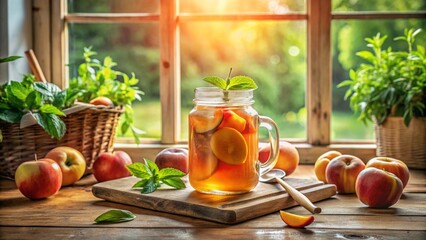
[203,68,258,90]
[0,74,71,140]
[126,159,186,194]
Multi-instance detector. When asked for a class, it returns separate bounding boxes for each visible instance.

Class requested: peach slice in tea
[190,108,223,133]
[190,132,218,180]
[210,127,248,165]
[218,110,247,132]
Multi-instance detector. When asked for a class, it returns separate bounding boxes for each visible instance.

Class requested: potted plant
[339,28,425,169]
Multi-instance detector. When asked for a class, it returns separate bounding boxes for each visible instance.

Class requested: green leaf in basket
[8,81,30,102]
[25,91,42,109]
[33,112,66,140]
[39,104,65,116]
[52,89,67,108]
[94,209,136,223]
[0,110,23,123]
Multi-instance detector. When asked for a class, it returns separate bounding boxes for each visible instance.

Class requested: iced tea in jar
[188,87,279,195]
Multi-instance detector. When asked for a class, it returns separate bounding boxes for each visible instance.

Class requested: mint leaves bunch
[0,75,78,140]
[203,68,258,90]
[69,47,145,143]
[126,159,186,194]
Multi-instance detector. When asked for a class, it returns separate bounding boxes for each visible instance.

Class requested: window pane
[67,0,159,13]
[68,23,161,139]
[181,0,306,13]
[180,21,307,140]
[332,19,426,141]
[332,0,425,12]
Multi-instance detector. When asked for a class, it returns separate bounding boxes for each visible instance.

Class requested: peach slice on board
[218,110,247,132]
[190,108,223,133]
[210,127,248,165]
[279,211,314,228]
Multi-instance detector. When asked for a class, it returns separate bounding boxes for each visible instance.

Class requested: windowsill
[113,142,376,164]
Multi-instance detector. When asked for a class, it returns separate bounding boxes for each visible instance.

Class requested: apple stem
[34,154,38,161]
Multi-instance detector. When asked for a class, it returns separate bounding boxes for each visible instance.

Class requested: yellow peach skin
[314,150,342,183]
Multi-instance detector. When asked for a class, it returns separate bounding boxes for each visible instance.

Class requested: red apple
[155,148,188,174]
[325,155,365,194]
[355,168,403,208]
[365,157,410,188]
[90,96,114,106]
[45,146,86,186]
[258,141,299,176]
[15,159,62,200]
[92,151,133,182]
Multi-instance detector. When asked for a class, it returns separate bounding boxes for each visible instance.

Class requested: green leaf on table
[94,209,136,223]
[126,162,151,179]
[141,177,159,194]
[162,177,186,189]
[132,179,149,189]
[127,159,187,194]
[145,159,159,175]
[158,168,186,179]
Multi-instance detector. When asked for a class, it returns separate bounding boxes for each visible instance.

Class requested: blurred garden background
[67,0,426,141]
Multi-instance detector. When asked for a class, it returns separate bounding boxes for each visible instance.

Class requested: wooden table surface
[1,165,425,240]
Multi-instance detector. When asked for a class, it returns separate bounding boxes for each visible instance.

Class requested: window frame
[32,0,425,162]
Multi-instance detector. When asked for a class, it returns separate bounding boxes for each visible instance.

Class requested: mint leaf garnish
[162,177,186,189]
[158,168,186,179]
[127,159,187,194]
[227,76,258,90]
[202,68,257,90]
[94,209,136,223]
[126,162,151,179]
[203,76,227,89]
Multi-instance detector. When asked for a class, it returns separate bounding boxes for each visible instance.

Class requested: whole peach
[314,150,342,183]
[155,148,189,174]
[365,157,410,188]
[90,96,114,106]
[259,141,299,176]
[355,168,403,208]
[325,155,365,194]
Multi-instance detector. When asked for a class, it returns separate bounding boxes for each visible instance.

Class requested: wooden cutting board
[92,176,336,224]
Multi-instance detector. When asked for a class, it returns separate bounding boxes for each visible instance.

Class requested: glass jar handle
[258,116,280,175]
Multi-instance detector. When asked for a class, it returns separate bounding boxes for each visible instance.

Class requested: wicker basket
[0,105,123,179]
[375,117,426,169]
